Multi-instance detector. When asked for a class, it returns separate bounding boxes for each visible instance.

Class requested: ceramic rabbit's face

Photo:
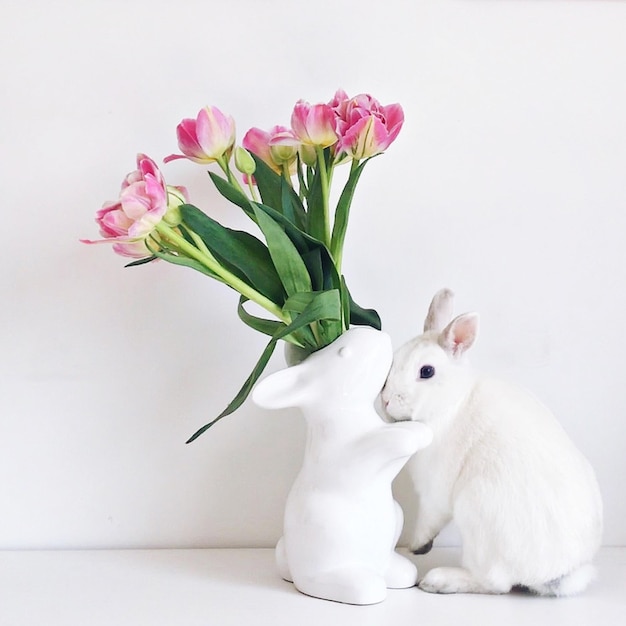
[252,327,393,410]
[305,327,393,402]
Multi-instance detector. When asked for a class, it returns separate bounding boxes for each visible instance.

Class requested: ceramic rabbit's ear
[252,366,304,409]
[424,288,455,333]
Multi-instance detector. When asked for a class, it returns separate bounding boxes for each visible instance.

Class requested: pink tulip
[290,101,338,148]
[164,106,236,164]
[331,90,404,159]
[82,154,188,258]
[243,125,298,174]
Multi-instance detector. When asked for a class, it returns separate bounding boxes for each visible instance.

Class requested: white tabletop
[0,547,623,626]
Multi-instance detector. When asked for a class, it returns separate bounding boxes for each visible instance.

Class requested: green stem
[188,230,212,259]
[247,178,260,203]
[155,222,289,323]
[281,163,292,182]
[315,146,331,247]
[217,156,248,198]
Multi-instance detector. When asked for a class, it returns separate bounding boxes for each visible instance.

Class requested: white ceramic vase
[252,327,433,605]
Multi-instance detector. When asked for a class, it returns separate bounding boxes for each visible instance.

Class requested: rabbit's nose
[384,393,406,415]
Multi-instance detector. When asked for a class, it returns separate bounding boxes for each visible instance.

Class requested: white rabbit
[253,327,433,605]
[382,289,603,596]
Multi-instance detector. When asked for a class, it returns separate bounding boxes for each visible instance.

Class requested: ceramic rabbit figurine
[382,289,603,596]
[253,327,433,605]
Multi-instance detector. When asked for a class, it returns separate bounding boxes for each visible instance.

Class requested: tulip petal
[176,118,206,159]
[291,102,338,148]
[163,153,188,163]
[83,154,170,258]
[112,240,153,258]
[196,106,236,160]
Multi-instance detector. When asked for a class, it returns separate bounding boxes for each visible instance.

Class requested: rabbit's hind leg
[419,566,511,595]
[527,564,596,597]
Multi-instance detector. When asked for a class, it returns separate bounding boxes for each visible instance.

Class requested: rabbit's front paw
[411,539,433,555]
[419,567,471,594]
[419,567,510,595]
[408,526,437,554]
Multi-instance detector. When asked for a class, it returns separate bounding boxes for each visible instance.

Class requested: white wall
[1,0,624,549]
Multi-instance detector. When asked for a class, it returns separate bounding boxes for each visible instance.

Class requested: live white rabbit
[253,327,433,605]
[381,289,602,596]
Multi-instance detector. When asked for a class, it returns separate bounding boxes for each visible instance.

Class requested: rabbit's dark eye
[419,365,435,379]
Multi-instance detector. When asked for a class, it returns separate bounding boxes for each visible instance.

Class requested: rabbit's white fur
[253,327,433,604]
[382,289,603,596]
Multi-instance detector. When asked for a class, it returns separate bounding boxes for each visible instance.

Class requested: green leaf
[282,292,316,314]
[252,202,338,290]
[124,256,157,268]
[253,206,340,295]
[206,172,322,293]
[285,326,318,350]
[300,248,324,292]
[185,338,279,443]
[276,289,342,341]
[280,176,306,230]
[344,280,382,330]
[281,292,344,347]
[252,205,312,297]
[251,200,342,298]
[238,155,306,230]
[180,204,284,304]
[151,248,223,281]
[250,154,282,210]
[237,296,283,337]
[305,155,326,242]
[185,289,343,443]
[208,172,257,221]
[340,276,351,331]
[253,202,312,256]
[330,158,370,262]
[318,318,343,346]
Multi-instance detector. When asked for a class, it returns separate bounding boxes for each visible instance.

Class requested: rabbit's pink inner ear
[440,313,479,357]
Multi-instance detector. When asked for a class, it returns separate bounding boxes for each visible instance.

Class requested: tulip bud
[270,143,298,166]
[299,144,317,167]
[234,146,256,175]
[163,185,188,226]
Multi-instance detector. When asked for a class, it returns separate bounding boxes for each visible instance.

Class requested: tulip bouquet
[83,90,404,442]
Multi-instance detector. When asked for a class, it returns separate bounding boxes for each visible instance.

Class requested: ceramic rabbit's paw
[385,552,418,589]
[297,568,388,605]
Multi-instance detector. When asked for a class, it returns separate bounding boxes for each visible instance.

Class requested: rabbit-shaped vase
[253,327,433,605]
[382,289,603,597]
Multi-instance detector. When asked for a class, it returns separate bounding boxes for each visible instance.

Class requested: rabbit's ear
[424,288,455,332]
[439,313,479,357]
[252,366,305,409]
